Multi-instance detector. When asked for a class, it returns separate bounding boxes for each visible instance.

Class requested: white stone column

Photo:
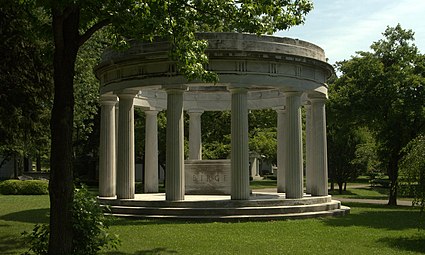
[252,157,259,178]
[115,106,119,158]
[188,110,203,160]
[276,108,286,193]
[249,155,260,179]
[284,92,304,199]
[305,104,313,194]
[99,95,117,197]
[230,87,250,200]
[311,97,328,196]
[144,110,159,193]
[116,91,137,199]
[166,87,185,201]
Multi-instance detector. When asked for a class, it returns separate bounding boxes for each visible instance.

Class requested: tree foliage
[22,185,120,255]
[249,110,277,164]
[0,0,52,166]
[202,111,232,159]
[332,24,425,204]
[400,135,425,226]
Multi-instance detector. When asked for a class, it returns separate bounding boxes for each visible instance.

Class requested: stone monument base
[185,159,231,195]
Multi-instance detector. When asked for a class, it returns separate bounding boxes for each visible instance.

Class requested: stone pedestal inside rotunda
[185,160,231,195]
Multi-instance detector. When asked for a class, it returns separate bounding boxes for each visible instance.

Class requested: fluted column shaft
[188,110,203,160]
[166,88,185,201]
[311,98,328,196]
[276,108,286,193]
[230,88,250,200]
[305,104,313,194]
[99,95,117,197]
[144,110,159,193]
[284,92,304,199]
[116,92,136,199]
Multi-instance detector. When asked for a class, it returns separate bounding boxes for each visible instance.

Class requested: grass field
[1,193,424,255]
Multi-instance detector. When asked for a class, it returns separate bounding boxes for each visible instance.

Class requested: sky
[276,0,425,65]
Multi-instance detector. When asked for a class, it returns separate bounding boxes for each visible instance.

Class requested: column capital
[187,109,204,115]
[228,86,248,94]
[283,90,303,97]
[164,85,188,94]
[309,96,327,102]
[116,89,139,99]
[308,92,327,102]
[100,94,118,105]
[274,107,286,113]
[145,109,159,116]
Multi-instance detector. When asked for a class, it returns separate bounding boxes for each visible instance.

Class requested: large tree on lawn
[28,0,314,254]
[332,25,425,205]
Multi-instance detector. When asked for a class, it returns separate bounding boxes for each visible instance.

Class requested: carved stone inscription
[185,160,231,195]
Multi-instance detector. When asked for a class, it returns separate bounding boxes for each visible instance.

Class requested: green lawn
[1,194,424,255]
[250,179,277,189]
[0,195,49,254]
[330,186,390,199]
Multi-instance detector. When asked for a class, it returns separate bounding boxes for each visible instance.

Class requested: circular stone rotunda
[95,33,350,220]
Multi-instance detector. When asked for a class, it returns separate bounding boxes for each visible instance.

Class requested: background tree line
[327,25,425,206]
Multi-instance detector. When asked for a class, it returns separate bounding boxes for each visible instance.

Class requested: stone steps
[100,195,350,220]
[99,195,333,208]
[105,206,350,221]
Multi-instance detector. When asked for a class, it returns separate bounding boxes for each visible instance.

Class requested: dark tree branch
[79,18,111,46]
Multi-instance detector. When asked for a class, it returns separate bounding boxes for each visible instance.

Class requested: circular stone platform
[99,192,350,221]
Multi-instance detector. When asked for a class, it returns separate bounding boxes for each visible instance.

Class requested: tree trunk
[24,156,30,172]
[344,182,347,191]
[338,182,343,194]
[13,154,18,179]
[48,6,80,255]
[36,154,41,172]
[387,155,399,206]
[330,181,334,192]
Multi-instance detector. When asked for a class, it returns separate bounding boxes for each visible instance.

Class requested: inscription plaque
[185,159,231,195]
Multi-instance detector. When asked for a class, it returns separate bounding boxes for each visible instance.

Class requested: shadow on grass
[331,188,389,200]
[0,234,27,254]
[0,208,49,224]
[103,247,178,254]
[329,190,357,196]
[108,217,210,227]
[323,203,420,231]
[378,234,425,253]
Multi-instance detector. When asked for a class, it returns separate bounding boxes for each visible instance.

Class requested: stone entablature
[95,33,333,96]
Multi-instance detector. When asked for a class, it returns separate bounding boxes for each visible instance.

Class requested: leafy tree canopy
[332,24,425,205]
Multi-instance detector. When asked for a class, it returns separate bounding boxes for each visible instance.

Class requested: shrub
[22,185,120,255]
[399,183,419,198]
[72,185,120,255]
[0,180,20,195]
[21,224,49,255]
[0,180,48,195]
